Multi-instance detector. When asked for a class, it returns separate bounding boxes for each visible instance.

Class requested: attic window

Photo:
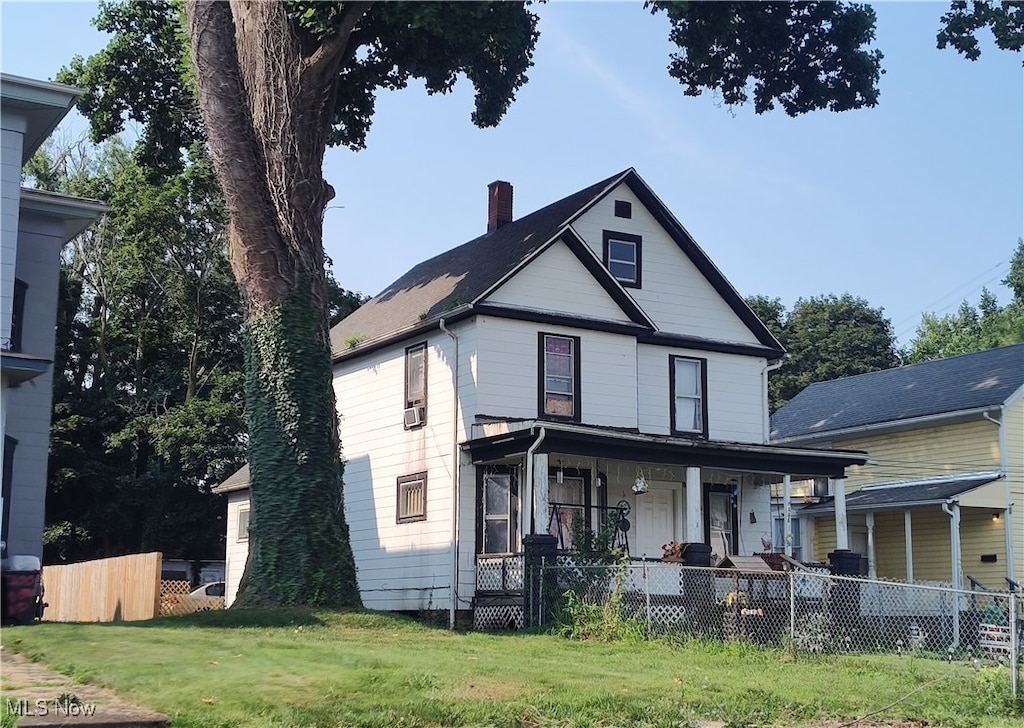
[602,230,642,288]
[614,200,632,218]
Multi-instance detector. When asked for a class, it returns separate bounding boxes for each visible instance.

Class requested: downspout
[439,319,460,630]
[941,498,962,649]
[524,426,546,538]
[983,409,1014,581]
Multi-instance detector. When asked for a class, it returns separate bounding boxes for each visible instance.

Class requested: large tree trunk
[184,0,368,607]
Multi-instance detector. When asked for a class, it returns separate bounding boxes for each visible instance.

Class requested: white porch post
[866,511,877,578]
[685,466,703,543]
[831,477,849,550]
[532,453,548,537]
[782,474,793,557]
[904,509,914,583]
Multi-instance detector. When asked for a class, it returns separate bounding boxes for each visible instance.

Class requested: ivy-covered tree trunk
[184,0,367,607]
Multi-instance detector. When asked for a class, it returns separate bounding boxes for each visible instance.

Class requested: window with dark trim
[479,466,518,554]
[670,356,708,437]
[614,200,632,218]
[397,472,427,523]
[404,342,427,428]
[2,436,15,548]
[9,279,27,352]
[538,332,581,421]
[703,483,738,557]
[237,507,250,542]
[602,231,642,287]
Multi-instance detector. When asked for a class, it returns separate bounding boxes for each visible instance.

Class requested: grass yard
[2,608,1021,728]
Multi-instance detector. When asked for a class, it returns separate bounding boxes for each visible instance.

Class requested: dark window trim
[602,230,642,288]
[404,342,427,429]
[2,436,16,549]
[703,482,739,555]
[537,332,582,423]
[669,355,709,438]
[477,464,519,555]
[396,472,428,524]
[9,279,27,352]
[614,200,632,219]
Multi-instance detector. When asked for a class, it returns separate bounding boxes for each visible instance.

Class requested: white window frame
[397,472,427,523]
[237,507,250,542]
[671,356,706,436]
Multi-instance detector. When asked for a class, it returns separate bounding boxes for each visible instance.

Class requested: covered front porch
[463,419,867,628]
[798,471,1011,591]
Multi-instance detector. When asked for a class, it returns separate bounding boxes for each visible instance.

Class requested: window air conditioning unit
[403,406,424,428]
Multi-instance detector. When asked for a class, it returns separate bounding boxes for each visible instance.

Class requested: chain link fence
[537,560,1021,694]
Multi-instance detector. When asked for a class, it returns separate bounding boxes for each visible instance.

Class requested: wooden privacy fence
[42,552,162,622]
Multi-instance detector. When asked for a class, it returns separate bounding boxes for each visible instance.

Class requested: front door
[635,486,675,559]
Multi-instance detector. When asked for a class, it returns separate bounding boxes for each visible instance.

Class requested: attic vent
[487,180,513,232]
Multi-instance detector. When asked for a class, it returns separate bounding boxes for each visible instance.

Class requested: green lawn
[2,609,1021,728]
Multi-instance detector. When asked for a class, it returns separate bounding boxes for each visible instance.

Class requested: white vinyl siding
[484,240,631,322]
[224,491,250,607]
[637,344,766,443]
[572,185,760,344]
[333,324,475,612]
[474,317,637,429]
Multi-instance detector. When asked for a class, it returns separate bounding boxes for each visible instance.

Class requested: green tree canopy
[748,293,899,411]
[905,239,1024,363]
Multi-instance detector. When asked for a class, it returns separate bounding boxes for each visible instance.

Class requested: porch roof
[799,471,1003,514]
[462,420,867,478]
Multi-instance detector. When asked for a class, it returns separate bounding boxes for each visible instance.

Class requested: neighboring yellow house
[771,344,1023,592]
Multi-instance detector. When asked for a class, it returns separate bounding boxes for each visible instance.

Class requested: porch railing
[475,553,525,593]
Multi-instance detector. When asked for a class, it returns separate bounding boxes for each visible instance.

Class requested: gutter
[439,318,460,630]
[772,405,1001,445]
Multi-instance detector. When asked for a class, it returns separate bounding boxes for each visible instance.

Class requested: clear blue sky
[3,1,1021,348]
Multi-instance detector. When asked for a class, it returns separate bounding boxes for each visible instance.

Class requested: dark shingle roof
[329,171,627,356]
[799,472,1002,514]
[771,344,1024,441]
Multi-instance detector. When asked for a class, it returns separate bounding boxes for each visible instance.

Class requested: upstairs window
[397,472,427,523]
[602,231,642,288]
[404,342,427,428]
[8,279,27,352]
[539,333,581,421]
[670,356,707,436]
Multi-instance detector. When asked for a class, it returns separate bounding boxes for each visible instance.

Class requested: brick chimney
[487,180,513,232]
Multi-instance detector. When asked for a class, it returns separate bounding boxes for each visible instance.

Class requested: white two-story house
[218,169,866,627]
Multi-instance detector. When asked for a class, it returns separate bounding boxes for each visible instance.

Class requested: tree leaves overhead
[649,1,884,114]
[60,1,540,168]
[58,1,203,173]
[937,0,1024,61]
